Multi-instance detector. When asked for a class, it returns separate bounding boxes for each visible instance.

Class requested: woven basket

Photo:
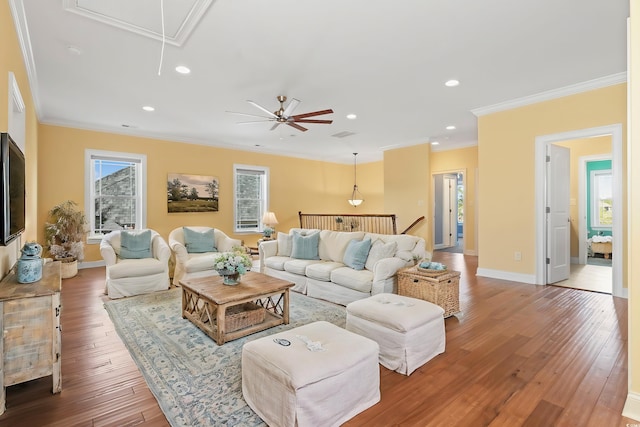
[223,302,266,332]
[416,266,448,277]
[398,267,460,317]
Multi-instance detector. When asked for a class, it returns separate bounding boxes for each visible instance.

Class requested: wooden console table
[0,261,62,415]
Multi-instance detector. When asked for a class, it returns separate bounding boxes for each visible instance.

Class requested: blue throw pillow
[183,227,216,253]
[120,230,152,259]
[343,238,372,270]
[290,231,320,260]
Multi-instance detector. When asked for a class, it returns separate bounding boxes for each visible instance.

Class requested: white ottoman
[346,293,445,375]
[242,321,380,427]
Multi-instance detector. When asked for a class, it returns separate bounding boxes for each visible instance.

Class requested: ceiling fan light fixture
[348,153,364,207]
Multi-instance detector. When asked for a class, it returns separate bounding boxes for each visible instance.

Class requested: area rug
[103,287,346,426]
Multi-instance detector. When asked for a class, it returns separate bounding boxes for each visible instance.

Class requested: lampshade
[262,211,278,226]
[347,153,364,207]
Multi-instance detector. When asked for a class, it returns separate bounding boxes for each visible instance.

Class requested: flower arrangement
[213,247,252,275]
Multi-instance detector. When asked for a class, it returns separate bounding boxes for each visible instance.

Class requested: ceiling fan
[228,95,333,132]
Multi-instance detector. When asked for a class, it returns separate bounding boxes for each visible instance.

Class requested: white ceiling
[10,0,630,164]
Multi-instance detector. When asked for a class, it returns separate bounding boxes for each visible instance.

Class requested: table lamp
[262,212,278,238]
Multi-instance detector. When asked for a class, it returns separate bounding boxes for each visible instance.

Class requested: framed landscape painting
[167,173,219,213]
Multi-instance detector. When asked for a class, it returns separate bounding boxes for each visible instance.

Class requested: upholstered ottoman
[242,321,380,427]
[346,293,445,375]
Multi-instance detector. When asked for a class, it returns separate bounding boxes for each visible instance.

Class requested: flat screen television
[0,132,26,245]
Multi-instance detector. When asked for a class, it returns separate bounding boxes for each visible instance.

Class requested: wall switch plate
[514,251,522,261]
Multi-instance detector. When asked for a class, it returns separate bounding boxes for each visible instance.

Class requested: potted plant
[213,246,252,285]
[44,200,87,278]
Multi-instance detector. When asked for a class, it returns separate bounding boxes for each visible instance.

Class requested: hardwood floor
[0,253,635,426]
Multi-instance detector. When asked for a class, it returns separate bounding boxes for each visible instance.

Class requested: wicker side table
[397,266,461,317]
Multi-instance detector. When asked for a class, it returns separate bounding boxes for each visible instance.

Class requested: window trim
[233,164,269,234]
[84,149,147,244]
[590,168,612,230]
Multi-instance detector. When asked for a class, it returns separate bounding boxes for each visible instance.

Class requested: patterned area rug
[104,287,346,426]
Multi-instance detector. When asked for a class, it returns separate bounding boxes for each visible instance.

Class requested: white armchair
[168,226,242,285]
[100,229,171,299]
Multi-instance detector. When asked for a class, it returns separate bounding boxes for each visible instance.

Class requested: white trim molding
[623,391,640,423]
[472,73,628,117]
[476,268,536,285]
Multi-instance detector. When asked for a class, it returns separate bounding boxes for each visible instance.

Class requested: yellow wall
[383,144,431,246]
[477,84,627,275]
[37,124,384,263]
[431,145,478,254]
[0,2,38,276]
[626,0,640,419]
[555,136,612,258]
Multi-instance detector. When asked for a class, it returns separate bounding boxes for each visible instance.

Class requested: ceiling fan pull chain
[157,0,166,76]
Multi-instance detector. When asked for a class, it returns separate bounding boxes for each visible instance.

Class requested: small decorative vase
[17,242,43,283]
[217,269,241,285]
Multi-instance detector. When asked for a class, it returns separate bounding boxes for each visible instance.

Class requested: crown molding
[471,72,628,117]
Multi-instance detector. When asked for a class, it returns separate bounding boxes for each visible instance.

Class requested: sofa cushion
[284,259,323,275]
[343,238,372,270]
[319,231,365,262]
[330,267,374,293]
[184,253,218,273]
[366,233,418,252]
[306,261,345,282]
[365,240,398,271]
[183,227,216,253]
[109,258,165,279]
[276,232,293,257]
[291,231,320,260]
[264,255,291,271]
[120,230,152,259]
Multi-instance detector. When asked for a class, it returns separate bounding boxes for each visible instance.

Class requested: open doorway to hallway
[434,172,464,254]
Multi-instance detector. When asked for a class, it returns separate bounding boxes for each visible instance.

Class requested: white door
[442,176,457,247]
[547,144,571,284]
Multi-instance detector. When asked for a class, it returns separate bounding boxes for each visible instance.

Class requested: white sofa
[168,226,242,285]
[259,228,428,306]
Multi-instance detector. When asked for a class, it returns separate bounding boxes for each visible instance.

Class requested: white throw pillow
[365,239,397,271]
[276,232,293,257]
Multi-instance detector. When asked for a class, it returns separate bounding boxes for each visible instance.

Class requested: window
[85,150,146,243]
[590,169,612,229]
[234,165,269,233]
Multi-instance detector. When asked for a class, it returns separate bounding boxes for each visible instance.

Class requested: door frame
[432,170,465,251]
[534,124,624,297]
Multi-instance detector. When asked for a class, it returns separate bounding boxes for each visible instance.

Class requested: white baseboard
[79,260,105,269]
[464,249,477,256]
[476,268,537,285]
[570,256,580,264]
[623,391,640,422]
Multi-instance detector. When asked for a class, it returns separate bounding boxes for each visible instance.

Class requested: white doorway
[433,171,464,252]
[534,124,624,298]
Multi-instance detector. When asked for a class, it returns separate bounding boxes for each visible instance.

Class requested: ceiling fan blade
[292,119,333,124]
[270,122,282,131]
[247,100,278,118]
[287,122,308,132]
[283,98,300,117]
[291,109,334,119]
[226,111,273,119]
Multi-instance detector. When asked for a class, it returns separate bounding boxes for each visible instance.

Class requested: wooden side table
[397,266,461,317]
[0,261,62,414]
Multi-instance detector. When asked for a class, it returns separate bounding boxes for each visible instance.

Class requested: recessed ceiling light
[142,106,155,112]
[445,79,460,87]
[175,65,191,74]
[346,113,357,120]
[446,125,456,130]
[431,141,440,145]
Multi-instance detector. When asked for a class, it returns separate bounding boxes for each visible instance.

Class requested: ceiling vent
[331,131,356,139]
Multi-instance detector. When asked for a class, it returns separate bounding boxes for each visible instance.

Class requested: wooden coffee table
[179,271,294,345]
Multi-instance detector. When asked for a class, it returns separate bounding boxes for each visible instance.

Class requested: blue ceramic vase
[17,242,43,283]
